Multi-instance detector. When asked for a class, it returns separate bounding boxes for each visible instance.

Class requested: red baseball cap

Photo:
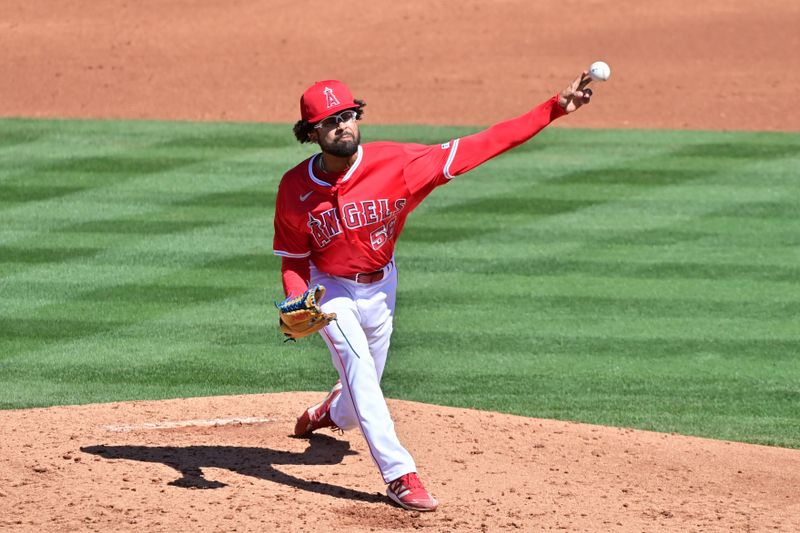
[300,80,358,123]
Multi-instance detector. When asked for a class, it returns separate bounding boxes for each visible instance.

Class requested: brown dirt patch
[2,1,800,531]
[2,394,799,532]
[1,0,798,130]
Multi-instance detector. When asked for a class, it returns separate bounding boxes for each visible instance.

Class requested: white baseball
[589,61,611,82]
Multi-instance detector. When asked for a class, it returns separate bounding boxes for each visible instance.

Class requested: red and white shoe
[386,472,438,511]
[293,381,342,437]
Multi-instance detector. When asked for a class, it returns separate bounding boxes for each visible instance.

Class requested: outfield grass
[1,117,798,448]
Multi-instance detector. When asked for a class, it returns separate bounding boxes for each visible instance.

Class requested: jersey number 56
[370,218,398,250]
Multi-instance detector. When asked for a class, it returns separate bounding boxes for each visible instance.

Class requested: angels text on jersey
[307,198,407,250]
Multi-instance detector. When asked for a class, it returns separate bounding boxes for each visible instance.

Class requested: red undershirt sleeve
[446,95,567,178]
[281,256,310,297]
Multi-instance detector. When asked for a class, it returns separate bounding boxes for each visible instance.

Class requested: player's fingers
[578,71,592,90]
[567,72,581,92]
[571,72,585,91]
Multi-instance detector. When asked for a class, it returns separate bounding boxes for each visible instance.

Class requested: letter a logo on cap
[300,80,355,122]
[324,87,340,109]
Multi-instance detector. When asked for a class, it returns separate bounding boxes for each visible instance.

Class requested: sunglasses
[314,109,358,129]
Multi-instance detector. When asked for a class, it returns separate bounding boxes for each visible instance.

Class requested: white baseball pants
[310,260,416,483]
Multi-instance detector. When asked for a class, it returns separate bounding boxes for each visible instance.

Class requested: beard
[319,130,361,158]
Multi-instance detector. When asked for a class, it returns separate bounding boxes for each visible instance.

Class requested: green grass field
[1,117,798,448]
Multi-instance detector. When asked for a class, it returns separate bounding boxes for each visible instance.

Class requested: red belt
[342,269,385,284]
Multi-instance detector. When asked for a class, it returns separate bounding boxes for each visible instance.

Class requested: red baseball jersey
[273,141,456,276]
[273,95,566,278]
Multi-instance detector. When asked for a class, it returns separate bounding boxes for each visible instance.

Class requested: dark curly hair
[293,99,367,144]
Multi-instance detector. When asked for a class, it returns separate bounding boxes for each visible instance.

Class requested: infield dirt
[3,395,800,532]
[2,1,800,532]
[2,0,799,131]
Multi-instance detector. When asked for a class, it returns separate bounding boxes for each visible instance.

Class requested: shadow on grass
[81,433,384,503]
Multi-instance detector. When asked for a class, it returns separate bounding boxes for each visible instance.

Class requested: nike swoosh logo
[299,191,313,201]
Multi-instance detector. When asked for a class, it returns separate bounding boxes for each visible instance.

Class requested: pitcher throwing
[273,71,595,511]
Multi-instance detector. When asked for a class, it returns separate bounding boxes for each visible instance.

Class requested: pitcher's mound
[1,393,799,532]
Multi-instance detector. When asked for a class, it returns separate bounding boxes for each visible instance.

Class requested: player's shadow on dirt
[81,434,383,503]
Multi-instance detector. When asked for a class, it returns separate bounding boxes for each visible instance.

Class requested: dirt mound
[1,393,799,532]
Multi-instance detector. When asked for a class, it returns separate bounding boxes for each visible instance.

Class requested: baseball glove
[276,284,336,340]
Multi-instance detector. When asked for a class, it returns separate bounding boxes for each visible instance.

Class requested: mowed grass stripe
[0,120,290,257]
[1,119,282,304]
[1,117,799,448]
[392,128,799,447]
[0,118,303,365]
[389,129,800,445]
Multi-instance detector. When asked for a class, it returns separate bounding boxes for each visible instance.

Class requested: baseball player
[273,72,594,511]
